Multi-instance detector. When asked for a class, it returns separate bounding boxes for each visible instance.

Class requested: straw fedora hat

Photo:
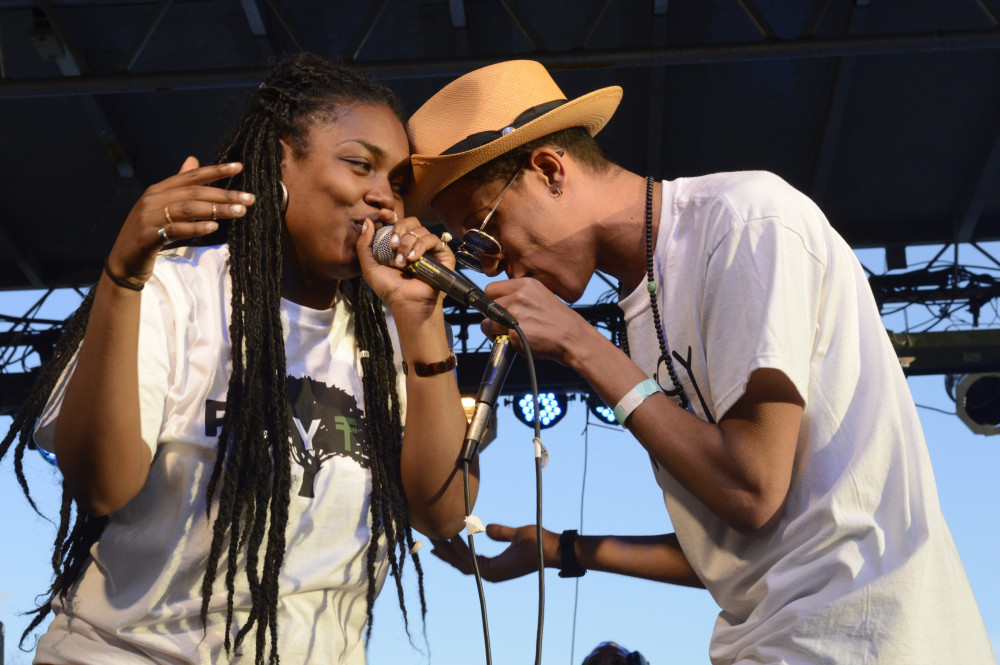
[406,60,623,219]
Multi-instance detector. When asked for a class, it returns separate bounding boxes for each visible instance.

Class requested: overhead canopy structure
[2,0,1000,414]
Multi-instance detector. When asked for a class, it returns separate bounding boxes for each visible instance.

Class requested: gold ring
[158,226,170,244]
[437,241,446,252]
[392,212,399,224]
[440,232,453,244]
[407,231,421,241]
[211,203,218,221]
[164,205,174,225]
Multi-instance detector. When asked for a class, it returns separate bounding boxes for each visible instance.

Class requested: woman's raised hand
[104,157,255,289]
[356,209,456,310]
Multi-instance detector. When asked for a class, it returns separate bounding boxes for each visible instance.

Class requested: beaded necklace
[618,176,690,410]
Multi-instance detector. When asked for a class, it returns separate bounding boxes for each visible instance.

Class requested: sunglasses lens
[454,229,502,273]
[455,248,483,272]
[462,230,501,255]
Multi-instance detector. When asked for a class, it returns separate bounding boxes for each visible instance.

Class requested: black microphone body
[371,226,517,327]
[461,335,516,462]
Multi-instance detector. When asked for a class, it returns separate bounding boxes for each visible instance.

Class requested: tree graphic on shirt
[285,374,369,498]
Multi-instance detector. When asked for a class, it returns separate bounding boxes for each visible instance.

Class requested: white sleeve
[135,274,174,457]
[700,214,824,420]
[33,274,175,461]
[33,342,80,455]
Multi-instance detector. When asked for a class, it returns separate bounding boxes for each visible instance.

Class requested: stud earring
[280,181,289,213]
[553,187,563,198]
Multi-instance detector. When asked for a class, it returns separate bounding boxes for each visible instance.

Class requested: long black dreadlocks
[0,52,426,664]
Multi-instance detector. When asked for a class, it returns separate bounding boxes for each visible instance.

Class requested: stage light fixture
[513,391,567,429]
[953,373,1000,435]
[587,393,617,425]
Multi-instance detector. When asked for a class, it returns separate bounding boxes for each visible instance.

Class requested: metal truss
[4,271,1000,416]
[4,0,1000,411]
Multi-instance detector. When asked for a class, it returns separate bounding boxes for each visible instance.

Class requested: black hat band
[440,99,567,156]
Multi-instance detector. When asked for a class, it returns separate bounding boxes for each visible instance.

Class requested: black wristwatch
[558,529,587,578]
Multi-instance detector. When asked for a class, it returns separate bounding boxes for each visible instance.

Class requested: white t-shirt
[619,172,994,664]
[33,245,406,665]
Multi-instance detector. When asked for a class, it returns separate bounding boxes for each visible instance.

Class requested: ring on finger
[406,231,421,241]
[211,203,218,221]
[163,205,174,225]
[440,232,453,244]
[392,211,399,224]
[158,226,170,245]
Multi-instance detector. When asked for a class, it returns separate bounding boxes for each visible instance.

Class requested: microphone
[371,226,517,327]
[461,335,515,462]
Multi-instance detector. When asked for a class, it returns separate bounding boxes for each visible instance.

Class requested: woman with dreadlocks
[2,53,474,665]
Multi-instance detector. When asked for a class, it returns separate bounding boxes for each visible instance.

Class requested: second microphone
[370,225,517,328]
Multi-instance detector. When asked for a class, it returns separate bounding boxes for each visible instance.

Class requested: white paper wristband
[613,378,663,425]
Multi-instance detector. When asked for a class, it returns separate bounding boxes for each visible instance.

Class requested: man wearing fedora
[410,61,994,664]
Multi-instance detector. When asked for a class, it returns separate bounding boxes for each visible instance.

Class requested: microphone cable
[568,412,592,665]
[515,324,546,665]
[462,454,492,665]
[459,323,547,665]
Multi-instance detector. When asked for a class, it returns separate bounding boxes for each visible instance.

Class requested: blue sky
[2,244,998,665]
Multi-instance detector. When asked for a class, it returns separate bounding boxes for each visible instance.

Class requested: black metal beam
[3,28,1000,99]
[343,0,389,61]
[809,2,866,204]
[456,329,1000,394]
[6,323,1000,415]
[573,0,612,50]
[117,0,173,73]
[735,0,779,39]
[890,329,1000,376]
[0,371,37,416]
[497,0,547,51]
[955,106,1000,243]
[455,352,589,396]
[259,0,311,52]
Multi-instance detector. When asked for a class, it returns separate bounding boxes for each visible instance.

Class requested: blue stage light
[514,391,567,429]
[587,393,617,425]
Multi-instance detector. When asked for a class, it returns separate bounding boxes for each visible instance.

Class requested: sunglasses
[454,164,523,272]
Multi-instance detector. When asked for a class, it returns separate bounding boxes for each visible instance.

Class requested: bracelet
[558,529,586,578]
[613,378,662,425]
[103,256,144,292]
[402,351,457,377]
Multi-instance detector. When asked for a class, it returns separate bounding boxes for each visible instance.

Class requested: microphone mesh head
[371,225,395,265]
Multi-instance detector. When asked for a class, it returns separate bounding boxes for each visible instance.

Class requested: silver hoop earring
[280,181,289,213]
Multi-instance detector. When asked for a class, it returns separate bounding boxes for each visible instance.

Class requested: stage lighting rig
[512,391,568,429]
[949,373,1000,435]
[587,393,617,425]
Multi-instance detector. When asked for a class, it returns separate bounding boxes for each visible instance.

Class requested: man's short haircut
[463,126,613,185]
